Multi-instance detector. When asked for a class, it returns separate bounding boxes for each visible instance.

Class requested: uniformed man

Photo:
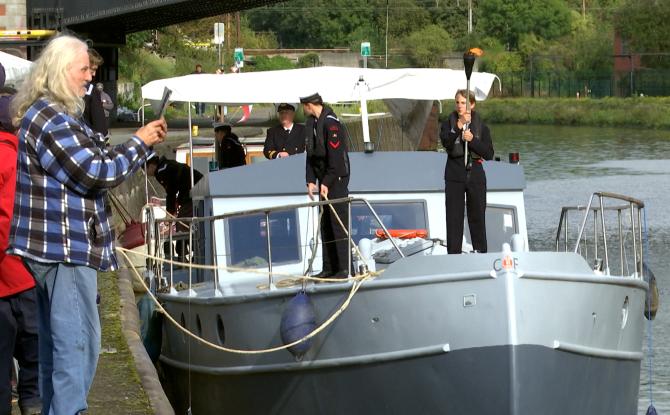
[263,103,306,159]
[214,123,246,169]
[145,155,203,260]
[440,89,494,254]
[301,93,351,279]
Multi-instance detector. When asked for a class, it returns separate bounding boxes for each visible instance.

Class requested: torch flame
[468,47,484,57]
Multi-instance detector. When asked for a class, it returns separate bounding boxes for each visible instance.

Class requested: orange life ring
[375,229,428,240]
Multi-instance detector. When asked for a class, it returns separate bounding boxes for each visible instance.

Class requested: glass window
[464,205,518,252]
[351,201,428,245]
[226,210,300,266]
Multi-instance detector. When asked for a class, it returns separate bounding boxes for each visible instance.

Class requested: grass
[467,97,670,129]
[87,271,153,414]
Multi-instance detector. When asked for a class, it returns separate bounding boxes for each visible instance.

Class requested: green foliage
[478,0,572,49]
[475,97,670,129]
[298,53,321,68]
[253,55,296,71]
[402,24,453,67]
[615,0,670,68]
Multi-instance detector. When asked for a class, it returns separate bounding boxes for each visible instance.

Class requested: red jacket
[0,130,34,297]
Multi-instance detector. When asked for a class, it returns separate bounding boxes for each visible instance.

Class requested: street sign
[214,23,225,45]
[360,42,371,57]
[234,47,244,68]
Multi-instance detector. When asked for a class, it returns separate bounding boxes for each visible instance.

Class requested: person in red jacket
[0,64,41,415]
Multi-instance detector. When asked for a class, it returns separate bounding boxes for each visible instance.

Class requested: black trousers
[445,179,487,254]
[320,176,351,276]
[0,288,40,415]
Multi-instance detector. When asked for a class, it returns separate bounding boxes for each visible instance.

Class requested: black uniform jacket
[305,107,350,188]
[263,123,306,159]
[218,133,247,169]
[82,86,108,136]
[155,157,203,215]
[439,110,494,183]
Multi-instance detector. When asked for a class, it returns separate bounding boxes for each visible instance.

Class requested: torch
[463,47,483,170]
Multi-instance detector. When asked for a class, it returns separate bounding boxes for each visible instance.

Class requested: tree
[614,0,670,68]
[402,25,453,67]
[478,0,572,50]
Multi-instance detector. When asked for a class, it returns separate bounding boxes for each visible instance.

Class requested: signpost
[361,41,371,68]
[214,23,225,67]
[234,47,244,70]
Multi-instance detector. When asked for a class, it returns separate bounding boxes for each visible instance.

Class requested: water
[493,124,670,413]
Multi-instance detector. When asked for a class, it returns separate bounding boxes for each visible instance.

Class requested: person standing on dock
[440,89,494,254]
[8,35,167,415]
[0,66,42,415]
[302,92,352,279]
[263,103,305,159]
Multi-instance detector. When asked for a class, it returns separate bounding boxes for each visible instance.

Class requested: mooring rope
[117,247,376,354]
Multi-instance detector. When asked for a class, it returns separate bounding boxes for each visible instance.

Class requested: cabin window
[465,205,518,252]
[351,201,428,245]
[226,209,301,266]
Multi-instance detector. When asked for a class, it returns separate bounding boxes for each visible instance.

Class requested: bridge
[30,0,282,43]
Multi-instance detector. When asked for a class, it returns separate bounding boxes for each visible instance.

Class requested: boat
[133,67,654,414]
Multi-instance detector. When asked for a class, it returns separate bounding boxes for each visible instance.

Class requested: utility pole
[582,0,586,20]
[468,0,472,33]
[385,0,389,68]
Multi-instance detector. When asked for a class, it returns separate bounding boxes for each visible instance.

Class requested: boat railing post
[574,194,595,254]
[265,211,274,290]
[564,212,569,252]
[598,195,609,275]
[187,220,197,297]
[211,218,222,297]
[593,209,598,261]
[630,202,638,278]
[616,208,625,275]
[348,199,352,277]
[637,206,643,279]
[169,220,176,294]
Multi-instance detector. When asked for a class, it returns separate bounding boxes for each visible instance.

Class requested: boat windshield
[465,205,518,252]
[351,201,428,245]
[226,209,301,267]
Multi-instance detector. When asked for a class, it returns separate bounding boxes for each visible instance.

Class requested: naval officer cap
[299,93,323,105]
[277,103,295,112]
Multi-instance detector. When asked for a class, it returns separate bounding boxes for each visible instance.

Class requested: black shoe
[311,270,333,279]
[331,270,350,279]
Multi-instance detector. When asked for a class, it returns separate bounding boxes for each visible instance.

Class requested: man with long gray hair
[9,35,167,414]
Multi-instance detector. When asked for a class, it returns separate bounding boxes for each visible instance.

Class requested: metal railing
[146,197,404,294]
[555,192,645,278]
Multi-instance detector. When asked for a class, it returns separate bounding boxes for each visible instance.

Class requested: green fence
[494,70,670,98]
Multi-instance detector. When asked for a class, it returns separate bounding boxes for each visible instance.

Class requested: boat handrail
[555,192,645,278]
[148,197,405,293]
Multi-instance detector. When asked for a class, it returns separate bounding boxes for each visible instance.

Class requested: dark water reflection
[493,124,669,413]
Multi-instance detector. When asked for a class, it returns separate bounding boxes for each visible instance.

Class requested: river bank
[473,97,670,129]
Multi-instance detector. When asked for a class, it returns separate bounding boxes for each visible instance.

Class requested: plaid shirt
[10,99,150,271]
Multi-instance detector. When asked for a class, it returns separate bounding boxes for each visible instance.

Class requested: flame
[468,47,484,57]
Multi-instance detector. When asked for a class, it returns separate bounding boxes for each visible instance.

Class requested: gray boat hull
[160,343,640,414]
[157,252,647,414]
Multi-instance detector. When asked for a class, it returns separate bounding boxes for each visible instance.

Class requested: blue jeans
[23,259,100,415]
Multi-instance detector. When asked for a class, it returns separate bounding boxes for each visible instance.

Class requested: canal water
[493,124,669,413]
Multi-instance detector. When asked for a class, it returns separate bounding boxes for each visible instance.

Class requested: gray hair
[11,35,88,126]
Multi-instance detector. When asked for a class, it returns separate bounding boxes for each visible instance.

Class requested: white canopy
[141,66,498,104]
[0,51,33,85]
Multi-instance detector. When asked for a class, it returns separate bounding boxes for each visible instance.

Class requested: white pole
[468,0,472,33]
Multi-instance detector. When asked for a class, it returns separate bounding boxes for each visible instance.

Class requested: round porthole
[216,315,226,345]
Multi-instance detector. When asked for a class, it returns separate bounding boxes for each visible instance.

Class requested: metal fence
[494,69,670,98]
